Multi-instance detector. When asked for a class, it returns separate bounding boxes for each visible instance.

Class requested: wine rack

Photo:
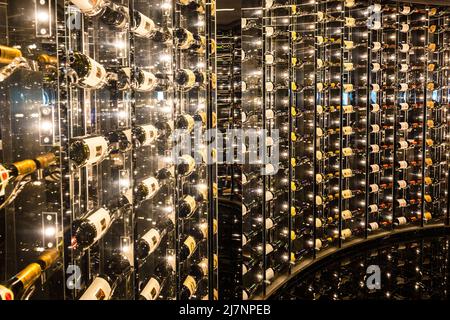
[0,0,218,300]
[240,0,450,300]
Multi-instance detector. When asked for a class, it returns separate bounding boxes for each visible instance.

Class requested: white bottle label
[343,105,353,113]
[371,124,380,133]
[265,26,274,37]
[141,176,160,200]
[370,144,380,153]
[397,199,407,207]
[399,64,409,72]
[370,184,379,193]
[140,278,161,300]
[265,218,274,230]
[397,216,407,224]
[79,277,112,300]
[136,70,157,92]
[87,208,112,243]
[265,81,274,92]
[265,191,274,202]
[265,54,274,65]
[398,141,408,149]
[400,44,410,53]
[398,161,408,169]
[315,239,323,250]
[343,126,353,135]
[82,55,107,88]
[368,204,378,213]
[400,24,410,33]
[71,0,105,13]
[341,228,352,239]
[343,147,353,157]
[371,104,380,112]
[400,103,409,110]
[372,42,382,52]
[265,243,274,255]
[141,228,161,255]
[401,6,411,15]
[399,122,409,130]
[265,109,275,120]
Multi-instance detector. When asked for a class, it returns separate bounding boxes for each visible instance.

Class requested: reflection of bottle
[69,52,107,89]
[108,129,132,153]
[175,28,206,53]
[178,0,206,14]
[133,124,158,147]
[135,167,174,202]
[0,45,22,65]
[139,258,175,300]
[177,154,196,177]
[0,248,59,300]
[100,3,129,30]
[69,135,109,167]
[135,69,157,92]
[137,213,175,259]
[79,252,131,300]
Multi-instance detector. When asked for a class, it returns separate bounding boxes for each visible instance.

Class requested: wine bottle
[180,254,218,300]
[79,252,132,300]
[176,154,196,177]
[178,0,206,14]
[99,3,129,30]
[0,248,59,300]
[179,220,218,261]
[137,213,175,259]
[139,257,175,300]
[69,135,109,167]
[178,186,208,218]
[68,52,107,89]
[108,129,132,153]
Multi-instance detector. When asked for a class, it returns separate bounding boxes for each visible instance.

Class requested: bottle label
[342,190,352,199]
[315,239,323,250]
[400,103,409,110]
[265,190,274,202]
[70,0,105,12]
[141,176,160,200]
[183,236,196,257]
[140,124,158,146]
[401,6,411,14]
[397,199,407,207]
[371,104,380,112]
[265,109,275,120]
[87,208,111,242]
[181,69,196,88]
[133,12,156,38]
[141,228,161,255]
[265,54,274,65]
[369,204,378,213]
[242,234,247,246]
[183,275,197,297]
[81,55,107,88]
[400,44,410,52]
[0,285,14,300]
[136,70,157,92]
[316,174,323,183]
[79,277,112,300]
[371,84,380,92]
[315,195,323,206]
[198,258,209,276]
[343,105,353,113]
[399,64,408,72]
[343,126,353,135]
[344,63,354,71]
[371,63,381,72]
[265,268,275,281]
[398,180,407,189]
[265,218,274,229]
[399,83,408,92]
[342,210,352,220]
[399,122,409,130]
[140,278,161,300]
[370,144,380,153]
[342,169,353,178]
[178,29,195,50]
[84,136,108,165]
[0,164,10,197]
[369,222,379,231]
[398,141,408,149]
[398,161,408,169]
[345,17,356,27]
[344,41,354,49]
[344,84,354,93]
[370,164,380,173]
[341,229,352,239]
[372,42,382,51]
[397,217,407,225]
[371,124,380,133]
[265,243,274,255]
[370,184,379,193]
[179,154,195,175]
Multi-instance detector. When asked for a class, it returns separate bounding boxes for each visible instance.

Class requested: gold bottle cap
[16,263,42,291]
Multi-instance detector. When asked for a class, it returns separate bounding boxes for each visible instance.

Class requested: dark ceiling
[217,0,240,27]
